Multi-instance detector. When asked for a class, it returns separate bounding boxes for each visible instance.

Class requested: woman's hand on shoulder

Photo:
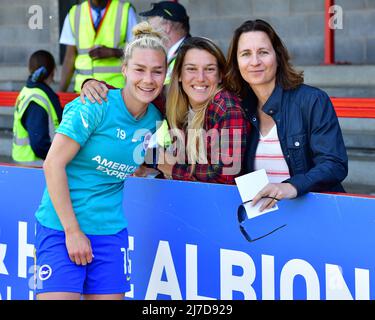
[252,182,298,212]
[80,79,109,104]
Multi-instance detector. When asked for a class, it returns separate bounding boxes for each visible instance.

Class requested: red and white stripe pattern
[254,125,290,183]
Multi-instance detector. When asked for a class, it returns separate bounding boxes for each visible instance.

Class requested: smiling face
[179,48,221,110]
[122,47,166,108]
[237,31,277,93]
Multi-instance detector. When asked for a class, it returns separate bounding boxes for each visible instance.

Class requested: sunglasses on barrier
[237,197,286,243]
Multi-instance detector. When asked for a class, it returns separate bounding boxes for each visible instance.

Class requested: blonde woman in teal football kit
[34,22,167,300]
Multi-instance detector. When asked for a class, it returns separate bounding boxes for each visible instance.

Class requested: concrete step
[342,183,375,196]
[302,65,375,87]
[0,155,12,164]
[0,65,71,92]
[342,130,375,150]
[338,118,375,150]
[0,107,13,129]
[301,65,375,98]
[343,148,375,192]
[0,129,12,161]
[333,132,375,195]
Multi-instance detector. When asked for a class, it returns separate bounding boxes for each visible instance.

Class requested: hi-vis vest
[164,56,176,85]
[12,87,59,165]
[69,0,131,92]
[164,37,187,85]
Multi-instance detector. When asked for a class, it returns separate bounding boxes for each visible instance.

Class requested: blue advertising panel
[0,165,44,300]
[1,164,375,300]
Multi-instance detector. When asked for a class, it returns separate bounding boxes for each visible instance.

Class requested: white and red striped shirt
[254,125,290,183]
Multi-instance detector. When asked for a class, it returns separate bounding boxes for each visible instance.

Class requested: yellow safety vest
[156,119,172,147]
[69,0,132,92]
[164,56,176,85]
[12,87,59,165]
[164,38,187,85]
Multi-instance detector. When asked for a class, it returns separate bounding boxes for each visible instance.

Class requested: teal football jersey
[36,89,162,235]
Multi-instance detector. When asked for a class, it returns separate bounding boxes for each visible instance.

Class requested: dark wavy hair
[225,19,304,97]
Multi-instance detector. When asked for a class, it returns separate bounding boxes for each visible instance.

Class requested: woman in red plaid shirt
[156,37,250,184]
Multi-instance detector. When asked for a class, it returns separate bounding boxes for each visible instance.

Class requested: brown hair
[225,19,304,97]
[28,50,56,83]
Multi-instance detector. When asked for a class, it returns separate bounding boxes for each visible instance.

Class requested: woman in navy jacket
[225,19,348,211]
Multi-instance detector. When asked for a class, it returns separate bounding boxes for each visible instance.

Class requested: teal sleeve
[56,98,104,147]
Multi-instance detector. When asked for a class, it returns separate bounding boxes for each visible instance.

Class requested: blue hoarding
[0,164,375,300]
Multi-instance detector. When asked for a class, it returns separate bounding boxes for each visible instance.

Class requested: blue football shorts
[34,222,131,295]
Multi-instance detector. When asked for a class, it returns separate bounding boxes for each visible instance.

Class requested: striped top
[254,125,290,183]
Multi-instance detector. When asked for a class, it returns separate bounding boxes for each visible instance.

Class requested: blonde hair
[123,21,168,65]
[166,37,226,174]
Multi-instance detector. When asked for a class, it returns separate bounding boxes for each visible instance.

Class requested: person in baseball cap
[139,1,190,26]
[139,2,191,85]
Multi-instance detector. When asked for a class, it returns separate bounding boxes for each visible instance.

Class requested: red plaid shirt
[172,90,251,184]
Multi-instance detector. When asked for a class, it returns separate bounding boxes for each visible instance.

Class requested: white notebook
[235,169,279,219]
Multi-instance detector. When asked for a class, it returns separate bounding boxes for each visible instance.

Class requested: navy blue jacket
[21,78,63,159]
[242,84,348,196]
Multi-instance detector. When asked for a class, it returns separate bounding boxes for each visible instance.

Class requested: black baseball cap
[139,1,189,23]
